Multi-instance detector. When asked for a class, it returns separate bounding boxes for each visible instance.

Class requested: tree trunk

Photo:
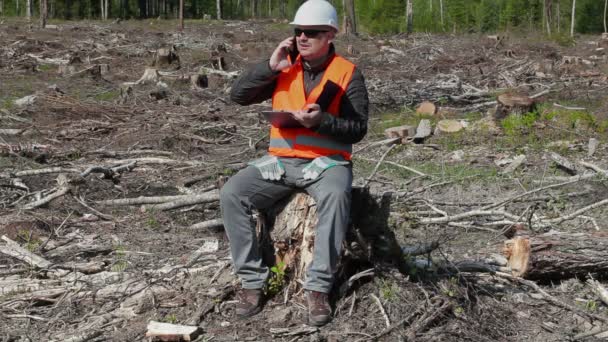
[406,0,413,34]
[604,0,608,32]
[259,189,402,292]
[216,0,222,20]
[279,0,285,18]
[26,0,32,20]
[503,233,608,280]
[40,0,47,28]
[178,0,183,30]
[343,0,357,35]
[556,1,560,33]
[100,0,105,20]
[544,0,552,35]
[570,0,576,37]
[439,0,444,29]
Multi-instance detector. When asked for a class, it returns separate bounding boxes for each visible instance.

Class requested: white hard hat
[290,0,339,31]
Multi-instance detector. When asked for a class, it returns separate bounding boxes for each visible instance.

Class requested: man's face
[294,26,335,61]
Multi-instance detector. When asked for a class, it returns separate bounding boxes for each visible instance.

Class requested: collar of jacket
[301,44,336,73]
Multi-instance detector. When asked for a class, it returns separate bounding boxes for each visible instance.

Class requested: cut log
[502,232,608,280]
[384,125,415,143]
[145,321,200,341]
[259,188,402,293]
[494,93,535,120]
[549,152,578,175]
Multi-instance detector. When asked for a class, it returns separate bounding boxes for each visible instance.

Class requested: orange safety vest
[269,54,355,160]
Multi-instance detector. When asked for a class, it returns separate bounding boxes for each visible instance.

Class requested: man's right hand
[269,37,295,72]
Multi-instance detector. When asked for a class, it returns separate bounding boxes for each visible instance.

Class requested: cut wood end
[145,321,200,341]
[497,93,534,107]
[384,125,415,139]
[416,101,436,115]
[503,237,530,277]
[435,119,463,133]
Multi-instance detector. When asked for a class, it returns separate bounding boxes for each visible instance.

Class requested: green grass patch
[412,162,499,181]
[93,89,119,102]
[37,64,56,72]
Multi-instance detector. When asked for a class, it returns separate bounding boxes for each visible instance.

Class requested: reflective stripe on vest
[269,54,355,160]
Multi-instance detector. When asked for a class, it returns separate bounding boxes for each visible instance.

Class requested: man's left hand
[292,103,323,128]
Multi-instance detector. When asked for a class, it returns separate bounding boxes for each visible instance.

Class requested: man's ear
[327,30,336,43]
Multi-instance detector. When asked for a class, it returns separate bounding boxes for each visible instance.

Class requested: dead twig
[363,144,397,188]
[370,294,391,328]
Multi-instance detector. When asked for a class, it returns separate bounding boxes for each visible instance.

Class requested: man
[221,0,368,327]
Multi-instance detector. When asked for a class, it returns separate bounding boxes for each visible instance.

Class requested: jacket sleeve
[314,67,369,144]
[230,60,279,105]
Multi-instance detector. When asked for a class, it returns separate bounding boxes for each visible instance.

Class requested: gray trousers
[220,157,352,293]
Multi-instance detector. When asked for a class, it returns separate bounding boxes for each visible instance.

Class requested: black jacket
[230,46,369,144]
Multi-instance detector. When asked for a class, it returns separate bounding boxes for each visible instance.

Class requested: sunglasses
[294,28,328,38]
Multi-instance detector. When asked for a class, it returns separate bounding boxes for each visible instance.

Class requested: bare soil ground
[1,18,608,342]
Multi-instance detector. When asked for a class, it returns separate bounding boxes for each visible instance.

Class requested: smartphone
[287,36,299,63]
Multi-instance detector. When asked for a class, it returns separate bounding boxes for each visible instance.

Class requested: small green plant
[586,300,597,312]
[379,279,397,302]
[266,261,287,295]
[94,89,119,102]
[111,245,128,272]
[37,64,56,72]
[501,112,538,137]
[146,210,160,230]
[17,229,41,252]
[164,314,178,324]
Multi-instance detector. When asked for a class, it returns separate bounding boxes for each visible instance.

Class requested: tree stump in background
[503,232,608,280]
[153,46,180,69]
[494,93,535,120]
[257,187,402,294]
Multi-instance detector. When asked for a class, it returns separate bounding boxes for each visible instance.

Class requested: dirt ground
[1,18,608,341]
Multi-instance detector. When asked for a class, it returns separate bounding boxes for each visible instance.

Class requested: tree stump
[503,232,608,280]
[152,46,180,69]
[494,93,535,120]
[257,187,402,294]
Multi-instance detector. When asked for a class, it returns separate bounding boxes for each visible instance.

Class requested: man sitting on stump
[221,0,369,327]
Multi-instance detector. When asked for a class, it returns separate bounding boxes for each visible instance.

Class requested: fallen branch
[148,191,220,211]
[189,218,223,230]
[1,235,53,269]
[496,272,608,323]
[97,195,189,206]
[405,299,452,341]
[355,156,427,177]
[587,276,608,307]
[270,325,319,337]
[363,144,397,187]
[371,294,391,328]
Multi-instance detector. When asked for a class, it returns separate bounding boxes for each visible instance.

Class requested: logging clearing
[1,18,608,341]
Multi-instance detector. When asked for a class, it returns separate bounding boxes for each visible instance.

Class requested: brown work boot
[236,288,263,318]
[306,290,331,327]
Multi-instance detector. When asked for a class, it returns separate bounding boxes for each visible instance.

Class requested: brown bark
[406,0,413,34]
[503,233,608,280]
[40,0,47,28]
[494,93,535,120]
[343,0,357,35]
[178,0,184,31]
[258,188,402,292]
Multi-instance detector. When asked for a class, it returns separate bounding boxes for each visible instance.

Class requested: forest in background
[0,0,607,36]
